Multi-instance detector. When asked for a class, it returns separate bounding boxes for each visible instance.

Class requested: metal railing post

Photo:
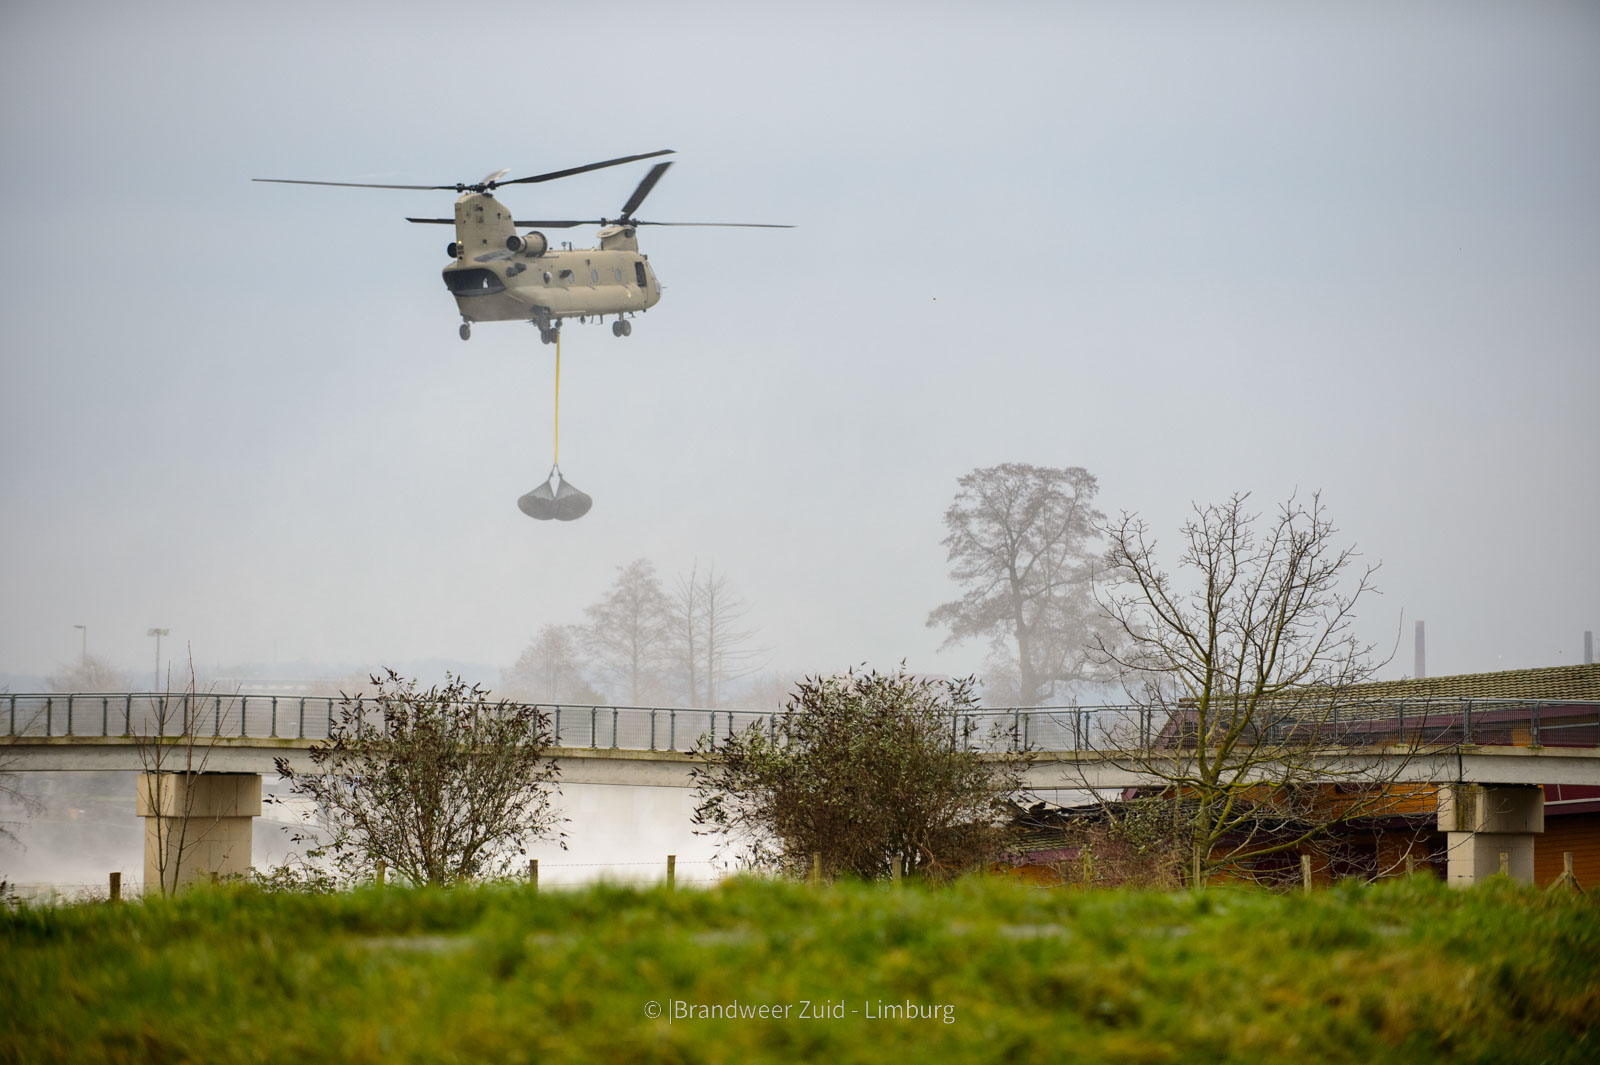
[590,707,598,748]
[297,697,306,738]
[327,698,334,738]
[611,708,619,749]
[45,697,52,737]
[669,709,676,750]
[214,695,222,737]
[65,694,74,736]
[1013,707,1021,752]
[124,694,132,736]
[1530,702,1541,747]
[1463,699,1473,745]
[650,708,657,751]
[102,697,108,737]
[270,697,278,738]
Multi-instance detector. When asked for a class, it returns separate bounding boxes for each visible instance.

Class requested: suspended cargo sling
[519,465,592,521]
[519,331,592,521]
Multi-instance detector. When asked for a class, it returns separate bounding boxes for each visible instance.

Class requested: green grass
[3,876,1596,1064]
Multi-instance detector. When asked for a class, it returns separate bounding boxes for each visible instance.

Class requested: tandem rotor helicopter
[254,150,790,522]
[254,149,789,343]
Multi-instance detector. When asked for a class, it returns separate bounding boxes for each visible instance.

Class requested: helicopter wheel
[611,320,623,337]
[620,319,632,336]
[540,327,558,345]
[459,323,471,341]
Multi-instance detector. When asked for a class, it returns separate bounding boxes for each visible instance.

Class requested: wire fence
[4,692,1598,752]
[4,857,729,904]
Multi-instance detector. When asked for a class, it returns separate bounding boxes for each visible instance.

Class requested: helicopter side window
[634,262,648,287]
[558,269,574,284]
[590,268,599,284]
[543,271,551,284]
[613,267,623,283]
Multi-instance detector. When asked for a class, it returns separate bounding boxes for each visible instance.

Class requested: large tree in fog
[584,558,673,705]
[928,463,1108,705]
[669,562,764,708]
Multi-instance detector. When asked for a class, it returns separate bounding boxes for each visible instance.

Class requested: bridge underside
[7,738,1596,891]
[7,737,1598,789]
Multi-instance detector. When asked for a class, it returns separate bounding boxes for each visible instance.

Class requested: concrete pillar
[137,773,261,893]
[1436,783,1543,886]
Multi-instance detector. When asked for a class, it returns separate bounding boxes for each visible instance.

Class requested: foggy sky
[2,0,1596,692]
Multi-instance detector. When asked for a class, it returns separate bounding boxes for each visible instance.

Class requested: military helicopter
[255,150,790,343]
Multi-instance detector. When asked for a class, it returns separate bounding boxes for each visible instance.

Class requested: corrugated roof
[1341,664,1600,702]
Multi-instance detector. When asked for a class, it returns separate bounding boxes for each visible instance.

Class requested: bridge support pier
[136,773,261,894]
[1437,783,1544,886]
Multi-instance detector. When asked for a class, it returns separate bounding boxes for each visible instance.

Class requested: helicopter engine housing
[507,232,548,257]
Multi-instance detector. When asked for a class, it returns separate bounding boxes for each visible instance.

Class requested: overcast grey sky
[2,0,1596,691]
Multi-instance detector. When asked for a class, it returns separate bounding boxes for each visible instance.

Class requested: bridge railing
[4,693,1597,754]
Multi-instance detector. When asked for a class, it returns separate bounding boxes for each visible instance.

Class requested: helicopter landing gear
[459,322,472,341]
[540,327,559,345]
[610,318,633,337]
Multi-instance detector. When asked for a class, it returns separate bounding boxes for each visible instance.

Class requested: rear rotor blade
[258,150,675,194]
[633,221,795,228]
[618,162,673,219]
[510,220,600,229]
[495,149,675,188]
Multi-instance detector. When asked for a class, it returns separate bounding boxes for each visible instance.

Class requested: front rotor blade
[254,178,459,191]
[495,149,675,188]
[405,217,455,224]
[510,220,599,229]
[618,162,673,219]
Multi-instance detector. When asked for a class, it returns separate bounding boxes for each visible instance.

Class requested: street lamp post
[72,624,87,668]
[147,628,169,692]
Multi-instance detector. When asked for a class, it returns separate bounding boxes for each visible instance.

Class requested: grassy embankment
[3,875,1597,1064]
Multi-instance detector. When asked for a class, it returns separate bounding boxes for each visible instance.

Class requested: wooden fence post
[108,871,121,903]
[667,854,676,890]
[810,853,821,886]
[375,861,386,886]
[1301,853,1313,895]
[529,859,539,892]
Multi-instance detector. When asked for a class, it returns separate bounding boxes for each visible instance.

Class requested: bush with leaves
[274,671,564,886]
[692,667,1030,882]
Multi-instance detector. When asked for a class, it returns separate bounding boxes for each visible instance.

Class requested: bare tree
[693,667,1030,881]
[929,463,1111,706]
[1089,492,1429,887]
[669,562,764,708]
[584,558,673,705]
[132,653,247,894]
[501,625,604,704]
[274,671,564,885]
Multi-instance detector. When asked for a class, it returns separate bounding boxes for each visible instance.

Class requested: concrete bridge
[5,691,1597,891]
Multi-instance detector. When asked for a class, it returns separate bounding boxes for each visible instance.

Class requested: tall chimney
[1414,620,1426,679]
[1586,630,1594,666]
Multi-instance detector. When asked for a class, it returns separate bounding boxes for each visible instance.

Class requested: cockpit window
[442,268,505,296]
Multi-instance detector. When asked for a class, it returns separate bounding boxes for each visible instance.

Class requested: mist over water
[1,774,721,894]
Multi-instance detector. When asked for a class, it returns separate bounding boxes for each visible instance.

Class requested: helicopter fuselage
[440,192,659,329]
